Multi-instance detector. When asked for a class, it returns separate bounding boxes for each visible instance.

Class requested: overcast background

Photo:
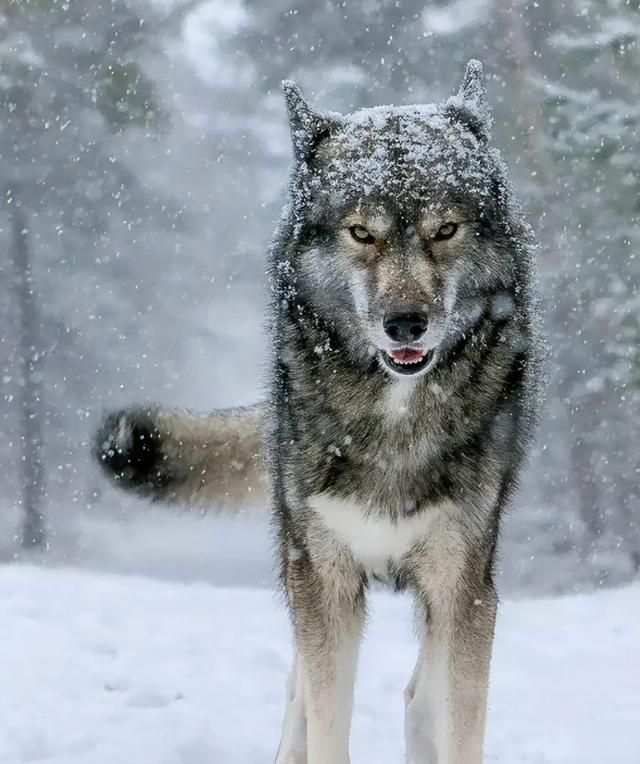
[1,0,638,596]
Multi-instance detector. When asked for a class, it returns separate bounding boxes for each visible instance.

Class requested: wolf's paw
[94,407,167,495]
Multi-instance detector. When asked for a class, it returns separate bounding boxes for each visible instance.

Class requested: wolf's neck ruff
[271,288,528,521]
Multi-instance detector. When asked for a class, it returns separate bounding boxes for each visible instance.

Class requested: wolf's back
[94,405,268,510]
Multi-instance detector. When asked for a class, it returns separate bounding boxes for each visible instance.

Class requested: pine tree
[540,0,640,572]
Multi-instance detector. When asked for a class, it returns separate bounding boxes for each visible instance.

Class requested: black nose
[383,311,429,343]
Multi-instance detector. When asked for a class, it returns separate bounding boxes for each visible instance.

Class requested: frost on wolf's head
[282,60,507,222]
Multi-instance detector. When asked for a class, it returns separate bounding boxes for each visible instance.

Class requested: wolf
[94,60,542,764]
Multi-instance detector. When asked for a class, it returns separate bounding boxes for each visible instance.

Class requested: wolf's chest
[307,494,449,575]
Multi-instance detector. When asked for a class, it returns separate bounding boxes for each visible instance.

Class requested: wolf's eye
[349,225,376,244]
[434,222,458,241]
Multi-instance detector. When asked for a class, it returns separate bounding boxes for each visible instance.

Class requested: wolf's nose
[383,311,429,343]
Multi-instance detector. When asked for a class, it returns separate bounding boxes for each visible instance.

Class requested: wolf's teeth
[382,349,432,373]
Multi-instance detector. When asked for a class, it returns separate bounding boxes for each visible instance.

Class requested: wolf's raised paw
[93,407,164,492]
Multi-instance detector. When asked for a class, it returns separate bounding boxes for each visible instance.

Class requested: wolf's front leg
[405,526,497,764]
[278,543,365,764]
[405,587,496,764]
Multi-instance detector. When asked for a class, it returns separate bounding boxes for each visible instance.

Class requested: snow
[423,0,493,37]
[297,101,498,215]
[284,60,500,216]
[0,564,637,764]
[179,0,250,86]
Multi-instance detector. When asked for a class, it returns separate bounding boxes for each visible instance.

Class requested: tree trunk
[566,393,607,562]
[7,194,47,549]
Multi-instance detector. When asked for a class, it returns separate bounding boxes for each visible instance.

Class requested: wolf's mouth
[380,347,434,376]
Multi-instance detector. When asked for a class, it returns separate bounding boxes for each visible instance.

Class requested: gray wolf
[94,60,542,764]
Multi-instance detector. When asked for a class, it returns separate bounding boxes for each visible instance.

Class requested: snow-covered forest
[2,0,638,592]
[0,2,638,761]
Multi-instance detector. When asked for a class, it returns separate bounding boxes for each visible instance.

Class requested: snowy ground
[0,566,637,764]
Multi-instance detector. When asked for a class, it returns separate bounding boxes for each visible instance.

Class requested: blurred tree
[539,0,640,572]
[5,193,47,548]
[0,0,181,537]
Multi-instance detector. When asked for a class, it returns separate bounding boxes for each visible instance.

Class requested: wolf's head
[276,61,532,379]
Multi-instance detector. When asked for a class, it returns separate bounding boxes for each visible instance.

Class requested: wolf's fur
[94,405,267,507]
[95,61,542,764]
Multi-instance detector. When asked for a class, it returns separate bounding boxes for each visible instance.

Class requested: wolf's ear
[446,59,492,140]
[459,60,487,112]
[282,80,340,164]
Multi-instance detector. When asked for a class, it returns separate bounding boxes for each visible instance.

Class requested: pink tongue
[389,348,426,363]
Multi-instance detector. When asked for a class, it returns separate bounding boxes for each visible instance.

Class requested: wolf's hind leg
[93,405,266,509]
[275,656,307,764]
[404,639,438,764]
[282,547,365,764]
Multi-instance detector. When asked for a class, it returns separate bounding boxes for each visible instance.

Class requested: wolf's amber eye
[434,222,458,241]
[349,225,376,244]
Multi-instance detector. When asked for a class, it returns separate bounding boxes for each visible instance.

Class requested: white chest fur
[307,494,451,574]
